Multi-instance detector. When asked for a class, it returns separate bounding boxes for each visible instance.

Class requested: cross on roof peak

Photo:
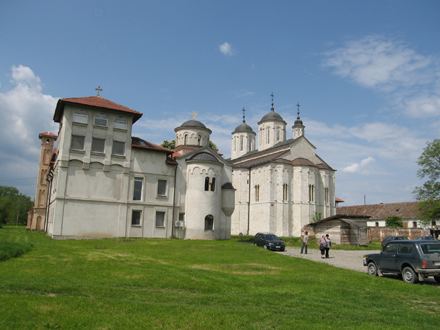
[191,111,198,119]
[242,107,246,123]
[95,85,103,97]
[296,102,301,119]
[270,92,275,111]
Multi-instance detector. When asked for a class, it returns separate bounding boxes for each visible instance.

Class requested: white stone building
[230,103,336,237]
[36,95,234,239]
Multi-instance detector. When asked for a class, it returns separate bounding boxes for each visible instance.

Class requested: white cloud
[342,156,375,173]
[324,36,432,90]
[219,42,234,56]
[324,35,440,119]
[0,65,57,196]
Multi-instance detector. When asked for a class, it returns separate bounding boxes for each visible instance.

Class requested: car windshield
[420,243,440,254]
[265,234,279,240]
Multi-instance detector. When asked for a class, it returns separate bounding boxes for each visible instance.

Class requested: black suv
[254,233,286,251]
[381,235,408,247]
[363,240,440,283]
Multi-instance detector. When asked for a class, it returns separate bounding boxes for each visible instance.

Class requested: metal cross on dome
[296,102,301,118]
[95,85,103,96]
[191,111,198,119]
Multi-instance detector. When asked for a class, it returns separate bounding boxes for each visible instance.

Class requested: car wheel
[281,247,285,252]
[402,266,418,284]
[434,275,440,283]
[367,262,378,276]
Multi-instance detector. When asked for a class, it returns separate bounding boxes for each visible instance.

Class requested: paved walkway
[281,247,381,273]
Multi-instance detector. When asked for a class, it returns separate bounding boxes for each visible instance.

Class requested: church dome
[232,122,255,134]
[174,118,212,133]
[187,152,220,163]
[257,111,286,125]
[180,119,207,129]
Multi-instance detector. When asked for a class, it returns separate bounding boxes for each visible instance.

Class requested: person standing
[319,235,326,258]
[300,231,309,254]
[324,234,332,258]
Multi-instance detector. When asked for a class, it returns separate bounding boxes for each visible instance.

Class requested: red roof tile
[53,96,142,123]
[336,202,420,220]
[131,137,171,153]
[39,131,57,139]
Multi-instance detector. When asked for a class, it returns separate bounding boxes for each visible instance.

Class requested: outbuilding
[304,215,369,245]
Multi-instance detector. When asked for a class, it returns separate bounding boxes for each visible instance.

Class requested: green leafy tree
[0,186,33,226]
[161,139,219,152]
[414,139,440,225]
[385,216,403,228]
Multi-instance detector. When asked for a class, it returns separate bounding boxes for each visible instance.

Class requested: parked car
[363,240,440,283]
[381,235,408,247]
[415,235,436,240]
[254,233,286,251]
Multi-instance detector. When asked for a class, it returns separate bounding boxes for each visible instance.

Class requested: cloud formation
[324,35,440,118]
[342,156,375,173]
[219,42,234,56]
[0,65,57,195]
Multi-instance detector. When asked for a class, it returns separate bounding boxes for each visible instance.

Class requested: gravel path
[281,247,380,273]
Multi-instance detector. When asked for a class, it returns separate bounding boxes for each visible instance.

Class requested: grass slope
[0,227,439,329]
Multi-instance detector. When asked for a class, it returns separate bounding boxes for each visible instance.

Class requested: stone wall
[368,227,430,241]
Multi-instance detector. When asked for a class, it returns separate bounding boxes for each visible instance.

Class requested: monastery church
[28,92,336,239]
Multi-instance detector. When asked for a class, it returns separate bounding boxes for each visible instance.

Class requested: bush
[385,216,403,228]
[0,241,32,261]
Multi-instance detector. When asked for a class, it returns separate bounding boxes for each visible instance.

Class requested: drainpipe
[171,162,178,238]
[247,167,251,235]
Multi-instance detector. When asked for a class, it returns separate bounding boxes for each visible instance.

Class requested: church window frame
[133,177,144,201]
[71,135,85,151]
[204,214,214,231]
[131,209,142,227]
[184,134,188,145]
[308,184,315,202]
[91,137,106,154]
[255,184,260,202]
[240,136,244,151]
[266,129,270,144]
[210,177,216,192]
[112,140,125,156]
[94,114,108,127]
[283,184,288,201]
[157,179,168,197]
[276,128,280,141]
[325,187,329,204]
[204,177,210,191]
[72,112,88,125]
[198,134,202,146]
[155,211,166,228]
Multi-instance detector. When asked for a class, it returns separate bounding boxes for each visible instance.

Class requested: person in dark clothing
[324,234,332,258]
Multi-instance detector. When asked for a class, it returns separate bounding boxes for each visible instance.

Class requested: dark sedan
[254,233,286,251]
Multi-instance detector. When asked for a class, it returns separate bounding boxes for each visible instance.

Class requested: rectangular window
[204,215,214,231]
[94,115,108,127]
[325,187,329,203]
[131,210,142,226]
[133,177,143,201]
[179,213,185,221]
[255,185,260,202]
[157,179,167,196]
[204,177,210,191]
[72,113,88,124]
[155,211,165,227]
[71,135,85,150]
[114,118,128,130]
[91,137,105,153]
[283,184,288,201]
[112,140,125,156]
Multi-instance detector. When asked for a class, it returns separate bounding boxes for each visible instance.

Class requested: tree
[0,186,33,226]
[161,139,219,152]
[414,139,440,225]
[385,216,403,228]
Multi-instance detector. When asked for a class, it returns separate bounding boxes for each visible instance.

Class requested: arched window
[198,135,201,145]
[184,134,188,145]
[240,136,243,151]
[204,177,209,191]
[211,178,216,191]
[276,128,280,141]
[205,215,214,231]
[283,184,288,201]
[255,185,260,202]
[266,129,270,144]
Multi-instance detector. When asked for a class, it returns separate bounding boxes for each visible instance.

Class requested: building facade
[230,104,336,237]
[34,96,234,239]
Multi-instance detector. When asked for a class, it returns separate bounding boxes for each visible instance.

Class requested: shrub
[385,216,403,228]
[0,241,32,261]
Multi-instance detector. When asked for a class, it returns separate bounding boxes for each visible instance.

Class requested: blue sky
[0,0,439,205]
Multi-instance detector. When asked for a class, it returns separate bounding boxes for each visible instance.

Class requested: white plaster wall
[175,128,210,147]
[258,122,286,151]
[231,132,256,160]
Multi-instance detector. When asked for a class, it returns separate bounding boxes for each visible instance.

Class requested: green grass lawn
[1,227,439,329]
